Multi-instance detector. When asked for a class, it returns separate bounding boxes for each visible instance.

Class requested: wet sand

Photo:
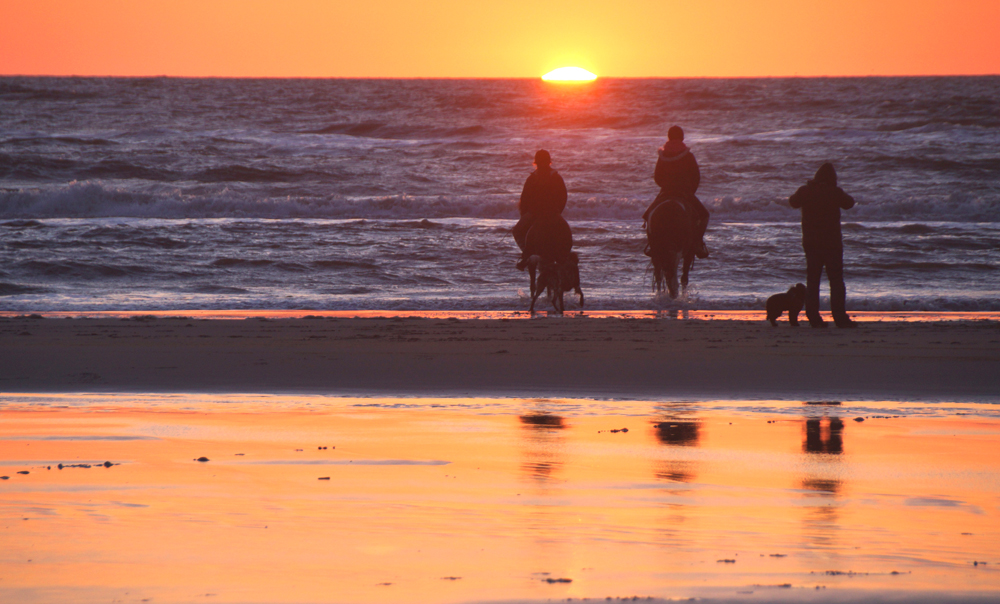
[2,315,999,602]
[1,314,998,401]
[1,395,998,603]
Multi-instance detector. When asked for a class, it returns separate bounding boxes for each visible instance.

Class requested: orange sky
[1,0,998,78]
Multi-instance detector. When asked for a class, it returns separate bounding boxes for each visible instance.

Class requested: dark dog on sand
[766,283,806,326]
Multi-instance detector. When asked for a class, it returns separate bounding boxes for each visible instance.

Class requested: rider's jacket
[654,140,700,199]
[519,168,567,218]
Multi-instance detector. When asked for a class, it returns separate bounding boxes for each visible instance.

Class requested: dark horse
[646,198,696,299]
[520,215,583,314]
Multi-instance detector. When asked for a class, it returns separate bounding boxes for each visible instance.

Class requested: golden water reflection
[1,396,998,603]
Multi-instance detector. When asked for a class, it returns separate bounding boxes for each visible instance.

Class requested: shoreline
[2,314,997,402]
[3,309,999,322]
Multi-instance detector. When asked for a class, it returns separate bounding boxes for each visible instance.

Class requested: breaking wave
[1,182,997,222]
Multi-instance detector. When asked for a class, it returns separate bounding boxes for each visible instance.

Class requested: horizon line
[3,73,999,80]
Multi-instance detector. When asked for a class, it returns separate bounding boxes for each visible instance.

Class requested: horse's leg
[681,252,694,289]
[577,286,584,307]
[529,265,538,313]
[666,251,680,299]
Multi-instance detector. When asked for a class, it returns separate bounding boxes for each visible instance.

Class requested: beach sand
[1,395,998,603]
[2,314,999,602]
[1,314,997,401]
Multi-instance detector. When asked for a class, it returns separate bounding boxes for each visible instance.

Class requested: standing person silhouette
[789,163,858,328]
[513,150,568,270]
[642,126,709,258]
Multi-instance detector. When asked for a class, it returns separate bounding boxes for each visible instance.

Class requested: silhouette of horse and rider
[513,150,583,313]
[513,126,857,325]
[642,126,709,299]
[514,127,707,311]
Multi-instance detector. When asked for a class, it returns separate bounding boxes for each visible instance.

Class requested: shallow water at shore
[3,309,999,322]
[2,395,998,603]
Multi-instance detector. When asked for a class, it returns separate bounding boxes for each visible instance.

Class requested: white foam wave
[2,182,997,222]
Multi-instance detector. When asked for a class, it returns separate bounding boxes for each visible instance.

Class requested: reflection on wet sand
[650,404,702,550]
[652,403,701,484]
[804,416,845,455]
[800,408,846,550]
[518,412,566,484]
[516,410,571,574]
[3,395,1000,603]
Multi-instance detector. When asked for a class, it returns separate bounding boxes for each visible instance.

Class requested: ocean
[1,76,997,312]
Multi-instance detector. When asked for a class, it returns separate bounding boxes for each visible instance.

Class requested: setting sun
[541,66,597,81]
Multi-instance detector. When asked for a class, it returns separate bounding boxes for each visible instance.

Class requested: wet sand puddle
[0,395,998,603]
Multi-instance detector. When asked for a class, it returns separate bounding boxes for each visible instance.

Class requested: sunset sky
[1,0,998,78]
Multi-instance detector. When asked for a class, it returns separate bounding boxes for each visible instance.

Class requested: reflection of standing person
[642,126,709,258]
[513,150,567,268]
[789,163,857,328]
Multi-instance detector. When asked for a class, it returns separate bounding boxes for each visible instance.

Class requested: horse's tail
[646,199,692,298]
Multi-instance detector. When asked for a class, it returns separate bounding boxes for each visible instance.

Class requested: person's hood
[810,162,838,186]
[658,140,689,160]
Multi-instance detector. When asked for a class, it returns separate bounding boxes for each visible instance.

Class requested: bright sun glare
[541,67,597,82]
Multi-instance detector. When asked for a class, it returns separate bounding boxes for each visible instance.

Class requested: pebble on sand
[196,457,210,462]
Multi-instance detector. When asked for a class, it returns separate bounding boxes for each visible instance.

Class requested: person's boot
[643,243,652,257]
[516,256,528,271]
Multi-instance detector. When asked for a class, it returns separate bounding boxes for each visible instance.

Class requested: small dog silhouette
[766,283,806,326]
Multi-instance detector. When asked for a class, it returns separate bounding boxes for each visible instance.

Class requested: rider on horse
[514,150,568,270]
[642,126,709,259]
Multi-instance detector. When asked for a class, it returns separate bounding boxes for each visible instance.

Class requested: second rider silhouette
[642,126,709,258]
